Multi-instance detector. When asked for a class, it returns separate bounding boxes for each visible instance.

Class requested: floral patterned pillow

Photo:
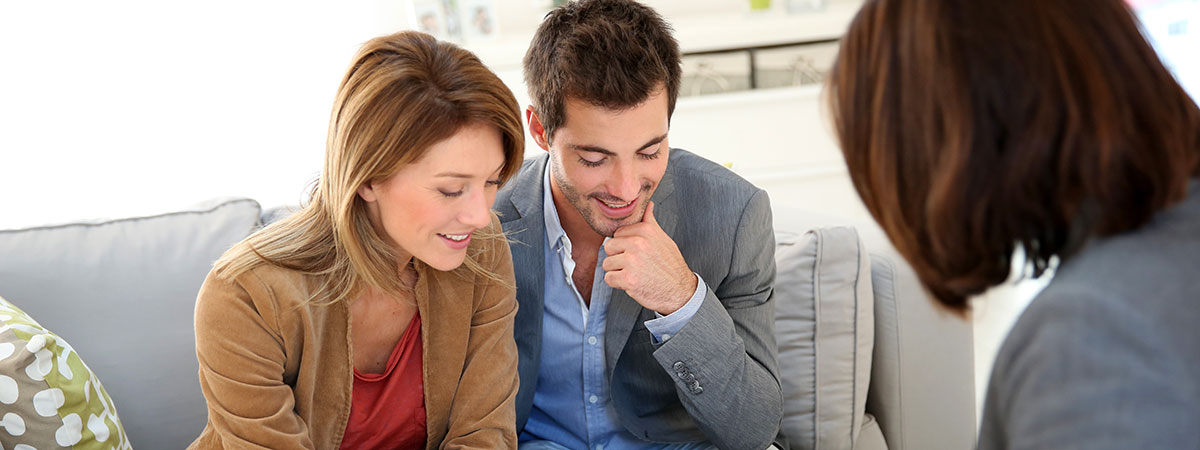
[0,295,131,449]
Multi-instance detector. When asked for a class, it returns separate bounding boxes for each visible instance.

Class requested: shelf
[464,0,863,71]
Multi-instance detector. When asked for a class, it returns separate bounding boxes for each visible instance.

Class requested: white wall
[671,86,869,221]
[0,0,414,229]
[1139,0,1200,100]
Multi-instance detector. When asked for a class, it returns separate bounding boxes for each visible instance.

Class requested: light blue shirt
[518,167,707,450]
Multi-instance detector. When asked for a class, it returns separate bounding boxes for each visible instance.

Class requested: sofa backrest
[0,198,262,449]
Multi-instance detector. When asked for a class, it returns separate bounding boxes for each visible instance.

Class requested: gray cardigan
[978,180,1200,449]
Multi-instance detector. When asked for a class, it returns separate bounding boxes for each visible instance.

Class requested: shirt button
[661,333,671,341]
[596,446,604,450]
[588,336,598,345]
[589,395,598,404]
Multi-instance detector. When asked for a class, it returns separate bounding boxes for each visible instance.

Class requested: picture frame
[408,0,450,39]
[459,0,499,42]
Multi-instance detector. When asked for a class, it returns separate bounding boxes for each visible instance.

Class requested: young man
[494,1,784,449]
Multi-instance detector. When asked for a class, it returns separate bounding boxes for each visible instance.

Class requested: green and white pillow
[0,295,131,450]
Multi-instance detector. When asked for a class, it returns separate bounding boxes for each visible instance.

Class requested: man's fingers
[605,235,650,256]
[642,201,657,225]
[613,222,655,238]
[603,238,626,255]
[603,271,623,289]
[613,223,639,238]
[601,254,627,272]
[614,202,662,237]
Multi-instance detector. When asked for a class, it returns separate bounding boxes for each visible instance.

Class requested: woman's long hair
[213,31,524,306]
[827,0,1200,312]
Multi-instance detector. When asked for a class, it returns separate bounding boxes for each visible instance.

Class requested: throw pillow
[0,295,131,449]
[775,227,875,450]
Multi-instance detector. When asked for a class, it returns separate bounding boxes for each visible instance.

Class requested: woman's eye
[439,190,464,198]
[485,179,502,187]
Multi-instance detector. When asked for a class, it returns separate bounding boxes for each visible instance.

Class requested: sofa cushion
[775,227,875,450]
[0,294,131,449]
[0,198,261,449]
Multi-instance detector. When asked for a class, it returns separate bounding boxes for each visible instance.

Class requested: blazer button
[673,361,685,371]
[690,385,704,395]
[682,372,696,383]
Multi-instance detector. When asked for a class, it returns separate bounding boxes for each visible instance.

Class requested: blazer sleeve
[650,188,783,450]
[441,216,521,449]
[192,270,316,450]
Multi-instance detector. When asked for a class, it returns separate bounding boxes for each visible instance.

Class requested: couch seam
[850,229,861,448]
[811,228,823,450]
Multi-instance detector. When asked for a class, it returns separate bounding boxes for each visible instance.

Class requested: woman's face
[358,122,506,271]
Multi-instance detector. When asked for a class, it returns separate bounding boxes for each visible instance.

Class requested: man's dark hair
[523,0,681,142]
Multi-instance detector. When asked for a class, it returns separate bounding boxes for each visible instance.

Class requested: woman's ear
[357,181,379,203]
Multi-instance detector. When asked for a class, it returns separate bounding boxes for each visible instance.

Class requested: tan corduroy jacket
[188,217,519,450]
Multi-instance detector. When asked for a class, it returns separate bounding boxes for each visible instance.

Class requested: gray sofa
[0,198,975,449]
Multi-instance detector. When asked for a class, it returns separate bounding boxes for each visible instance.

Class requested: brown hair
[828,0,1200,312]
[215,31,524,306]
[523,0,682,142]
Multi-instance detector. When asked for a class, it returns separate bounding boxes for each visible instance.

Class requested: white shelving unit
[465,0,864,70]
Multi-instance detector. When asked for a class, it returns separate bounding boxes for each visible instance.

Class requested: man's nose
[609,160,641,201]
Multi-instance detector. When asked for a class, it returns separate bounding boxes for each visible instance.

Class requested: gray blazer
[494,149,785,450]
[978,180,1200,449]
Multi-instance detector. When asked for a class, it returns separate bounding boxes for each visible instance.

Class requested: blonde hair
[214,31,524,306]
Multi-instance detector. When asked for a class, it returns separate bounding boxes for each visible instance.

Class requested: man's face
[541,88,670,237]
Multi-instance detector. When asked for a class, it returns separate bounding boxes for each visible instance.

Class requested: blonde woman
[189,31,524,449]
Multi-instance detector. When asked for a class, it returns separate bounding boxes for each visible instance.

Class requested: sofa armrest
[865,248,976,450]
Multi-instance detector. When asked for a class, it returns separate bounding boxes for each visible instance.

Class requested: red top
[340,313,427,450]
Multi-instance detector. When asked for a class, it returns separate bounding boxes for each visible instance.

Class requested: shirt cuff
[644,273,707,344]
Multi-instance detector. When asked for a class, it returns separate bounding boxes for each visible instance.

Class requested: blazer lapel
[501,156,549,350]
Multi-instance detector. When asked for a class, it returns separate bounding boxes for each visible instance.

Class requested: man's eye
[578,157,604,167]
[638,149,662,160]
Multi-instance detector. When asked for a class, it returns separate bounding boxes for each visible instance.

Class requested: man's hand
[602,202,697,315]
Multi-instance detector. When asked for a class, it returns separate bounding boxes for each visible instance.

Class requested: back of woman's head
[828,0,1200,312]
[217,31,523,305]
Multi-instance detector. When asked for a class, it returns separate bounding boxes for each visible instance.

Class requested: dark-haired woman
[827,0,1200,448]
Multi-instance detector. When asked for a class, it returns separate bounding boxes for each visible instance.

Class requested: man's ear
[526,106,551,152]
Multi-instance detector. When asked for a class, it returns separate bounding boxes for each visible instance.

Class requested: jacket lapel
[497,156,549,426]
[501,156,549,345]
